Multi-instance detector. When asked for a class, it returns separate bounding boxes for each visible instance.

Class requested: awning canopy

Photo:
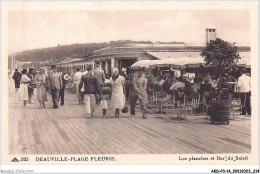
[131,54,250,69]
[131,60,161,69]
[149,57,193,69]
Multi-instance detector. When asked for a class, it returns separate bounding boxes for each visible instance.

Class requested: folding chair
[186,92,200,116]
[230,95,242,120]
[156,92,172,119]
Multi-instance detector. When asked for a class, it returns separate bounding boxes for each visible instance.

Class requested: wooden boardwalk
[8,80,251,154]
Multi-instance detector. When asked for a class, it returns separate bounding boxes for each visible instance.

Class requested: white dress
[20,74,30,101]
[110,75,125,109]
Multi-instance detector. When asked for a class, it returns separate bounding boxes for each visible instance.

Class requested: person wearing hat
[20,69,31,106]
[35,67,48,108]
[27,68,36,104]
[74,67,83,104]
[93,62,105,104]
[58,66,68,106]
[79,65,99,117]
[12,69,22,93]
[47,65,63,109]
[130,68,150,119]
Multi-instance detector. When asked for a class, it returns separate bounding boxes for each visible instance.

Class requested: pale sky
[8,10,250,53]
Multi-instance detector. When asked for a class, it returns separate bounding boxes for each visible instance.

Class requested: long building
[55,28,250,76]
[56,44,250,76]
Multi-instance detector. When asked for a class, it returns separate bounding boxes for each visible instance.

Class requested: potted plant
[201,38,241,124]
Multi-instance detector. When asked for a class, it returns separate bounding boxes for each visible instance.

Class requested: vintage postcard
[1,1,259,173]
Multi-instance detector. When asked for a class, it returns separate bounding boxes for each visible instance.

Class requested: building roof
[146,51,201,60]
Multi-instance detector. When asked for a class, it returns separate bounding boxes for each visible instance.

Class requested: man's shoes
[61,104,64,106]
[240,113,246,115]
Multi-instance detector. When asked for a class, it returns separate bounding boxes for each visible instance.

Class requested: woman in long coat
[110,68,125,118]
[34,67,48,108]
[20,69,31,106]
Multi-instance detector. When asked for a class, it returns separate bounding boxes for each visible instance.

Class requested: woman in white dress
[34,67,48,108]
[20,69,31,106]
[110,68,125,118]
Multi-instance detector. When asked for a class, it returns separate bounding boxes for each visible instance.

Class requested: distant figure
[170,78,186,104]
[79,65,99,117]
[47,65,63,109]
[192,78,202,93]
[124,76,132,102]
[110,68,125,118]
[27,68,36,104]
[8,69,10,79]
[201,78,213,106]
[181,76,192,97]
[104,74,111,86]
[162,71,172,94]
[20,69,31,106]
[130,68,149,119]
[156,75,165,91]
[120,67,127,78]
[35,67,48,108]
[73,68,83,104]
[93,62,105,104]
[12,69,22,92]
[58,67,68,106]
[237,68,251,115]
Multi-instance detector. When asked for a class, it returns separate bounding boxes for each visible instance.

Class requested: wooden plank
[8,87,252,155]
[122,118,199,153]
[172,122,251,153]
[43,107,74,154]
[24,106,37,154]
[152,119,250,153]
[56,104,104,154]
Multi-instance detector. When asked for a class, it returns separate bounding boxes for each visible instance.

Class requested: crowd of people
[12,66,68,108]
[11,63,251,118]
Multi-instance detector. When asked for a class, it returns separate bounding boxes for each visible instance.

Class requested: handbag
[121,104,128,113]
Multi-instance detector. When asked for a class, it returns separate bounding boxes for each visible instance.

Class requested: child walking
[100,86,110,118]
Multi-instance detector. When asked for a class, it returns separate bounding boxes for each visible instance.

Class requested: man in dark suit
[93,62,105,104]
[58,67,68,106]
[79,65,99,117]
[47,65,63,109]
[12,69,22,93]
